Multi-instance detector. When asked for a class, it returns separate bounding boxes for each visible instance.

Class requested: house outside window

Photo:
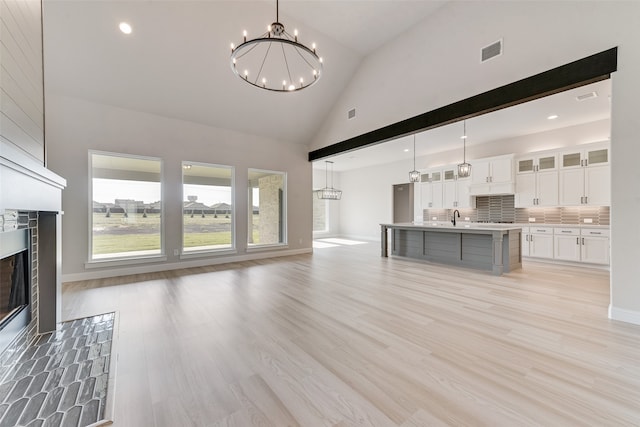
[248,169,287,247]
[90,151,163,260]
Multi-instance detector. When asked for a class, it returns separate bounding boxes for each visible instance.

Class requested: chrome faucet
[452,209,460,226]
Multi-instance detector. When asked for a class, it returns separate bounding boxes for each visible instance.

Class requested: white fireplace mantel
[1,141,66,214]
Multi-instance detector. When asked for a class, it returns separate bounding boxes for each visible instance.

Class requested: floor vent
[481,39,503,62]
[348,108,356,119]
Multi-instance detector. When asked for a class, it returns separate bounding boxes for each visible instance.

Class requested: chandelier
[230,0,323,92]
[458,120,472,178]
[409,134,421,183]
[315,161,342,200]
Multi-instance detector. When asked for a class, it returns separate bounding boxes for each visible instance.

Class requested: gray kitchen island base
[381,223,522,276]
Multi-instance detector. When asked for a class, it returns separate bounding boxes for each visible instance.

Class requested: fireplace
[0,142,66,356]
[0,229,31,351]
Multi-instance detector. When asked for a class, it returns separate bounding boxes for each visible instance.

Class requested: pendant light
[315,161,342,200]
[230,0,323,92]
[457,120,472,178]
[409,135,421,183]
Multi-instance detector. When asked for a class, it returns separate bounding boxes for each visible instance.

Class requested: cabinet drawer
[530,227,553,234]
[581,228,610,237]
[554,227,580,236]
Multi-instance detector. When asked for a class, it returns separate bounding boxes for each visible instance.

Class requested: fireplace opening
[0,249,30,326]
[0,228,31,352]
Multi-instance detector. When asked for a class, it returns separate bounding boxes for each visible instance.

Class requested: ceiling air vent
[481,39,502,62]
[576,91,598,101]
[348,108,356,119]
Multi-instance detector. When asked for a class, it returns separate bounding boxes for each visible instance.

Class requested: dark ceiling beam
[308,47,617,162]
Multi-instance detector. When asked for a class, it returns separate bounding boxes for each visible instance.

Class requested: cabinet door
[443,180,456,208]
[456,179,472,208]
[559,169,584,206]
[490,156,513,184]
[537,155,557,171]
[414,183,423,221]
[442,169,457,208]
[517,158,535,174]
[530,234,554,258]
[515,173,536,207]
[470,159,491,185]
[561,151,583,169]
[420,182,432,209]
[585,165,610,205]
[581,236,610,264]
[554,235,581,261]
[586,147,609,167]
[536,171,559,206]
[431,182,444,209]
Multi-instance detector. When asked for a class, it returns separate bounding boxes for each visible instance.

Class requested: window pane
[248,169,286,246]
[313,196,328,232]
[183,163,234,252]
[91,152,162,260]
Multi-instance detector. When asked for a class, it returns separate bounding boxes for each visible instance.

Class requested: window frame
[247,168,288,249]
[87,150,165,265]
[181,161,236,256]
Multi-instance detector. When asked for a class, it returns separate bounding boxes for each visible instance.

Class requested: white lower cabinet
[554,228,581,261]
[580,228,610,264]
[522,226,609,265]
[524,226,554,259]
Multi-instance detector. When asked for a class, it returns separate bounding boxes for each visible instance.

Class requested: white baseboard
[62,248,312,282]
[608,304,640,326]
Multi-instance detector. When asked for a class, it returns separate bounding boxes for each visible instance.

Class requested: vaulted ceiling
[42,1,448,145]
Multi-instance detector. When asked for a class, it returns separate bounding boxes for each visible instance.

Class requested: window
[248,169,286,246]
[182,162,234,253]
[313,196,328,232]
[90,152,163,260]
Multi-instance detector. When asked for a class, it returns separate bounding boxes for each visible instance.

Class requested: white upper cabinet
[559,143,610,206]
[420,170,443,209]
[442,167,471,209]
[469,154,515,195]
[515,153,559,207]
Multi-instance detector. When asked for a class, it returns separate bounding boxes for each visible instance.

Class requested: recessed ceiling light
[119,22,132,34]
[547,114,558,120]
[403,149,409,152]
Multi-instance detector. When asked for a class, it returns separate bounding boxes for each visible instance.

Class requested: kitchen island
[380,222,522,275]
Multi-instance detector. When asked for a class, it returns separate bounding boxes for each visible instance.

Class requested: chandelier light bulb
[244,70,249,79]
[288,84,295,91]
[119,22,132,35]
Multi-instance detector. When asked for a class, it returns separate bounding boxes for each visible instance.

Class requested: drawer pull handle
[590,232,602,235]
[561,230,572,233]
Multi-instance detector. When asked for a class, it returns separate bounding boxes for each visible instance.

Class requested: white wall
[45,95,312,281]
[310,1,640,324]
[338,119,610,241]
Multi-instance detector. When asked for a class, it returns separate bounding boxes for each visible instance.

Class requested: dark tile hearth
[0,313,115,427]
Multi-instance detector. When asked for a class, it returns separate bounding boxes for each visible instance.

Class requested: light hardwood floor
[62,242,640,426]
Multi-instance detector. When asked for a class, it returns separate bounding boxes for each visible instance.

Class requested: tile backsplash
[423,195,610,225]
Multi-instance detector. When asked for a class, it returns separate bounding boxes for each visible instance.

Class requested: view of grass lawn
[92,213,260,255]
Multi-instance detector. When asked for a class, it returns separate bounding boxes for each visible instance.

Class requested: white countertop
[383,222,522,232]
